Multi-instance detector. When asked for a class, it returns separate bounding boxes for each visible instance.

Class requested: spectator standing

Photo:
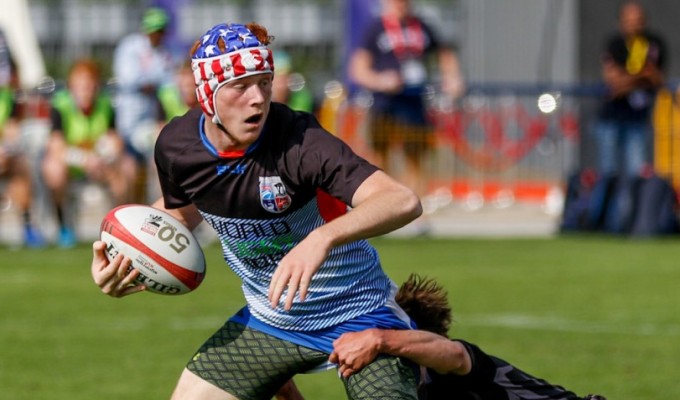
[42,59,135,248]
[348,0,463,199]
[112,7,174,203]
[595,0,666,179]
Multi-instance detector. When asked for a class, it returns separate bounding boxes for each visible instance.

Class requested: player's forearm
[638,64,665,88]
[349,68,380,92]
[438,49,461,82]
[438,49,465,98]
[348,62,379,92]
[314,173,422,247]
[348,50,394,93]
[377,329,471,375]
[1,119,21,143]
[151,198,204,231]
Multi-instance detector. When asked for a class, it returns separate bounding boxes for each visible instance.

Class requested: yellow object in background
[652,88,680,190]
[626,36,649,75]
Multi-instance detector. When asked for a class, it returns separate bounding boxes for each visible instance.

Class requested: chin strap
[210,100,230,134]
[215,122,229,134]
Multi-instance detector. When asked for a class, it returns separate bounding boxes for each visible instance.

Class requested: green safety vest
[51,89,113,147]
[0,87,13,132]
[157,84,189,122]
[287,88,314,113]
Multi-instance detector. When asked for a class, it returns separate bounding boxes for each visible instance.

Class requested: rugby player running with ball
[90,21,422,400]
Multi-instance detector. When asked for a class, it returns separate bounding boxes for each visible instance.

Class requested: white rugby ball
[100,204,206,295]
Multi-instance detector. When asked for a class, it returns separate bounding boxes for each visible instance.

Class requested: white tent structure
[0,0,46,89]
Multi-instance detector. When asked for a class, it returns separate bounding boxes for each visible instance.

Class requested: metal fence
[4,0,680,243]
[325,83,680,216]
[5,82,680,244]
[322,85,587,215]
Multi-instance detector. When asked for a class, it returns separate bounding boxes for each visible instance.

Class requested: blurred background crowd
[2,0,680,247]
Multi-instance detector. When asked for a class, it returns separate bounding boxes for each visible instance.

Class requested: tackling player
[330,274,607,400]
[90,22,421,399]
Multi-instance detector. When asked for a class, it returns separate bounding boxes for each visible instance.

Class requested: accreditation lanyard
[382,15,425,60]
[625,35,649,75]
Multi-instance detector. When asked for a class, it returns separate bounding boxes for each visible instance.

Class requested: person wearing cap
[90,21,422,399]
[112,6,174,203]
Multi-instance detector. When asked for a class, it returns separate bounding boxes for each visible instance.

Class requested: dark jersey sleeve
[358,18,383,53]
[423,339,582,400]
[444,340,501,387]
[648,32,667,71]
[602,35,627,67]
[154,110,201,209]
[290,114,379,206]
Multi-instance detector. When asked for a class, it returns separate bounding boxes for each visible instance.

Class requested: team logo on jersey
[259,176,292,213]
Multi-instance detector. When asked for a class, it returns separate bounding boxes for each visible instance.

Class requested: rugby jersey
[155,104,393,331]
[421,340,581,400]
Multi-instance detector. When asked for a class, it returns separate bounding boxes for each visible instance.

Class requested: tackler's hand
[329,329,381,379]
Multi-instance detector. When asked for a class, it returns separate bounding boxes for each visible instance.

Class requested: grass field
[1,235,679,399]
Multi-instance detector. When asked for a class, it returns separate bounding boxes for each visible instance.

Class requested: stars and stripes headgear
[191,23,275,126]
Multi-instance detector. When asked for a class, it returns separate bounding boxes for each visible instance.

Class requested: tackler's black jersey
[421,340,581,400]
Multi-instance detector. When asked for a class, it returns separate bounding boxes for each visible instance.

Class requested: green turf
[1,235,678,399]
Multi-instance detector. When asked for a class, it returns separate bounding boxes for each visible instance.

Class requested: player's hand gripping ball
[100,204,206,295]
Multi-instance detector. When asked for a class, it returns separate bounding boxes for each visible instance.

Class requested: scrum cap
[191,23,275,125]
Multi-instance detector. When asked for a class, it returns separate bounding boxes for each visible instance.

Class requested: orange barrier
[323,92,580,209]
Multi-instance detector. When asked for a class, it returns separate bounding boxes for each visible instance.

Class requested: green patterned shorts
[186,321,418,400]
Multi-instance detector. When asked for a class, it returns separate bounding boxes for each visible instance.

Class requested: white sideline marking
[169,317,225,331]
[459,313,680,337]
[95,316,223,332]
[96,313,680,337]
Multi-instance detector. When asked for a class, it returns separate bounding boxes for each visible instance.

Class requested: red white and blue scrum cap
[191,23,275,123]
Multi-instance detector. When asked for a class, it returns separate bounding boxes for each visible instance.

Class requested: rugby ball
[100,204,206,295]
